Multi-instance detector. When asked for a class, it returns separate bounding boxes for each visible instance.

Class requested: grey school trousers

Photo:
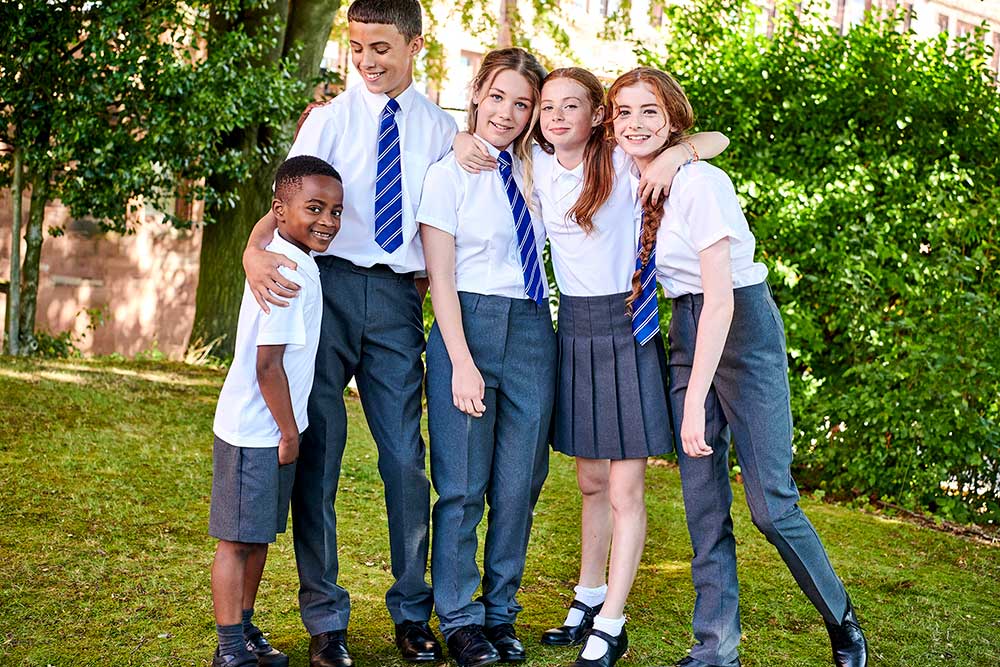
[425,293,556,638]
[668,282,849,667]
[292,256,433,635]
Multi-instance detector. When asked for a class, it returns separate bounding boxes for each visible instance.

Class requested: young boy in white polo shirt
[208,156,343,667]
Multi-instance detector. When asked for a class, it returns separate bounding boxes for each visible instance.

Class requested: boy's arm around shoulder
[243,102,341,313]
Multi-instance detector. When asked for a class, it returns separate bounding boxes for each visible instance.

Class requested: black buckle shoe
[825,600,868,667]
[486,624,526,663]
[570,627,628,667]
[245,629,289,667]
[212,646,257,667]
[540,600,604,647]
[447,625,501,667]
[396,620,444,662]
[310,630,354,667]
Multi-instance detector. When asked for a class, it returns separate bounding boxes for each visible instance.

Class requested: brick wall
[1,189,203,358]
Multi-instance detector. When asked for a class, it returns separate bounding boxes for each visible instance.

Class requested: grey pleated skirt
[553,292,673,460]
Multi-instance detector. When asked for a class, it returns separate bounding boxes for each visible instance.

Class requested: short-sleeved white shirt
[287,83,458,274]
[417,139,549,300]
[213,231,323,448]
[651,161,768,298]
[532,146,639,296]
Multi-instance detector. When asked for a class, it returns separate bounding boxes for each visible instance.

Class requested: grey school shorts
[208,434,296,544]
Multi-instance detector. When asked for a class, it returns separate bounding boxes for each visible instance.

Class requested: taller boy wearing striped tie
[242,1,457,665]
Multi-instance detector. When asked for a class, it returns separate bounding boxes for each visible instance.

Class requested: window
[993,32,1000,75]
[651,1,664,27]
[956,20,975,38]
[938,13,950,34]
[902,3,912,30]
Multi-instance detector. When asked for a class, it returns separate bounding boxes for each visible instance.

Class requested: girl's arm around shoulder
[420,225,487,418]
[638,131,730,204]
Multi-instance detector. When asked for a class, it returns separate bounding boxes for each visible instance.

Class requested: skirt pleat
[553,292,673,460]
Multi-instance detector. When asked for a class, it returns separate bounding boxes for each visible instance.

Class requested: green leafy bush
[639,0,1000,523]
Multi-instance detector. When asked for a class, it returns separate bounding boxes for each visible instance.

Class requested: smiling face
[348,21,422,98]
[611,82,673,168]
[473,68,536,151]
[273,174,344,254]
[539,77,603,155]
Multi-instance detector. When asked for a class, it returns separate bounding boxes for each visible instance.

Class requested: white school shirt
[213,231,323,448]
[648,161,768,298]
[287,83,458,274]
[417,139,549,300]
[532,145,639,296]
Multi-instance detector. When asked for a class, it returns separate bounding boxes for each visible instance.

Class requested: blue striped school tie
[497,150,545,305]
[631,218,660,345]
[374,98,403,253]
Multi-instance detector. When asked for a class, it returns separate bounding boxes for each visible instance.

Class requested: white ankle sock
[563,584,607,626]
[581,614,625,660]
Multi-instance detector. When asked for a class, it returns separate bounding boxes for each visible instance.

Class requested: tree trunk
[498,0,516,47]
[5,146,24,356]
[17,176,48,355]
[190,0,342,357]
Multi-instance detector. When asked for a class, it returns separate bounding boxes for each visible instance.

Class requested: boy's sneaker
[212,646,257,667]
[246,629,290,667]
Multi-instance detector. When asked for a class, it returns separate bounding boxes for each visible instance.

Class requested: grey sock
[217,622,245,656]
[241,608,259,638]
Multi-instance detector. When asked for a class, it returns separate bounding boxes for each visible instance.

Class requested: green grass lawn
[1,357,998,666]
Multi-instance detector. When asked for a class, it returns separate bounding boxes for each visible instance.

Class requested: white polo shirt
[213,231,323,448]
[287,83,458,274]
[650,161,768,298]
[533,145,639,296]
[417,140,549,300]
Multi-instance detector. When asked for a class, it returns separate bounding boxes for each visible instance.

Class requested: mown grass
[1,357,998,666]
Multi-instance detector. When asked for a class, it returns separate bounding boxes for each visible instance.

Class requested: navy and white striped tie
[497,150,545,304]
[631,219,660,345]
[374,98,403,253]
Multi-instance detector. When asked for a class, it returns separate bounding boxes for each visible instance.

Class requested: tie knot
[383,98,400,118]
[497,150,512,170]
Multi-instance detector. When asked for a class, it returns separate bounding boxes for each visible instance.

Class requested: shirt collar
[360,82,416,119]
[269,229,318,283]
[472,133,503,159]
[550,155,584,186]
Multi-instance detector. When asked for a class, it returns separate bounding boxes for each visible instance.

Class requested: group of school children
[205,1,871,667]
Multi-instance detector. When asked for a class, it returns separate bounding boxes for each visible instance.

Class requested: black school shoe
[396,620,444,662]
[570,627,628,667]
[825,599,868,667]
[310,630,355,667]
[541,600,604,646]
[447,625,501,667]
[212,646,257,667]
[245,628,289,667]
[485,624,526,662]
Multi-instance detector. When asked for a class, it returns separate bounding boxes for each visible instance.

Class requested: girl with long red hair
[610,67,868,667]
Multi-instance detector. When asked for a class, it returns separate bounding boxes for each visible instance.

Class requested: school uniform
[658,161,849,667]
[417,142,556,637]
[210,230,321,544]
[533,146,671,460]
[286,82,458,634]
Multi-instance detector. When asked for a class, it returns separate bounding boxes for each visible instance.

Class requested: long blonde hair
[467,48,547,202]
[608,67,694,313]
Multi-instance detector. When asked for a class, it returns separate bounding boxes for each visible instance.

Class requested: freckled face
[539,78,603,153]
[612,82,672,167]
[474,68,535,151]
